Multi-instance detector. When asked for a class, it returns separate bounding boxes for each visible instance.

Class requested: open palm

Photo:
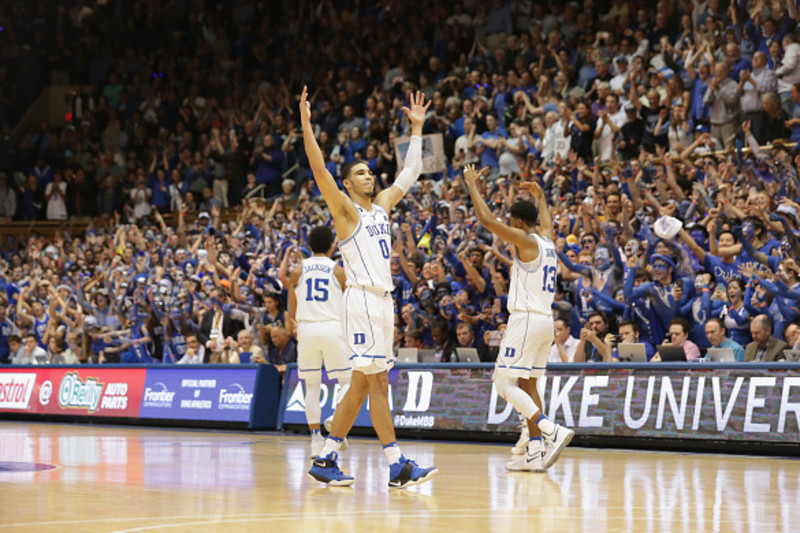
[463,164,489,186]
[401,91,431,127]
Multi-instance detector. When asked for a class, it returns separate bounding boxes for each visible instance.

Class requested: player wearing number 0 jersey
[301,86,436,488]
[287,226,352,459]
[338,202,393,292]
[338,202,395,370]
[463,164,574,474]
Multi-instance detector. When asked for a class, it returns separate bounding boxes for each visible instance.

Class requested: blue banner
[281,367,401,428]
[140,367,258,422]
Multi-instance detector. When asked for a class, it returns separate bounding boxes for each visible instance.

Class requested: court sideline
[0,422,797,532]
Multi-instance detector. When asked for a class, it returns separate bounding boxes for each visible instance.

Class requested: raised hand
[739,263,756,279]
[518,180,545,200]
[712,284,727,301]
[299,86,312,124]
[672,283,683,302]
[742,120,751,135]
[622,196,634,215]
[401,91,432,129]
[462,164,490,187]
[580,327,597,343]
[708,215,718,234]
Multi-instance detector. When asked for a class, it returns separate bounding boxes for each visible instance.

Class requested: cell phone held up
[487,330,503,347]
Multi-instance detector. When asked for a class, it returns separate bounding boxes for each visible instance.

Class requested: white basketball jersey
[338,204,393,292]
[295,256,343,323]
[507,234,557,315]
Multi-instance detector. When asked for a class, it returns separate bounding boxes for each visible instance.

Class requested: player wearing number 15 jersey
[463,164,574,474]
[287,226,352,458]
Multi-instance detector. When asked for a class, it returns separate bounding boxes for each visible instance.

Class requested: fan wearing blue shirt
[474,112,507,174]
[679,225,741,285]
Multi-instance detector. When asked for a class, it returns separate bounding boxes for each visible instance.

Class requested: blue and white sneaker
[542,424,574,469]
[308,452,354,486]
[388,456,437,488]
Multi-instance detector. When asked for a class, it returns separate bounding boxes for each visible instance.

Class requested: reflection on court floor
[0,423,797,533]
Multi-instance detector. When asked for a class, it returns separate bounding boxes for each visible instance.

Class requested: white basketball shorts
[494,312,554,379]
[297,320,352,381]
[344,287,394,375]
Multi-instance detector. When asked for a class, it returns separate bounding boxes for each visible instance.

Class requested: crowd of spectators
[2,0,800,370]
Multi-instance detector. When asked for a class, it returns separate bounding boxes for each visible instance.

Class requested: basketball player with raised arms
[287,225,352,458]
[300,86,437,488]
[463,164,574,472]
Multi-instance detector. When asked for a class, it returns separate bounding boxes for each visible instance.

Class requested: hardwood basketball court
[0,422,797,532]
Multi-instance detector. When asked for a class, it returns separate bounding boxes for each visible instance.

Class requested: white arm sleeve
[392,135,423,194]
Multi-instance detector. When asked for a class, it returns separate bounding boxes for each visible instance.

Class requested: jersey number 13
[541,265,557,293]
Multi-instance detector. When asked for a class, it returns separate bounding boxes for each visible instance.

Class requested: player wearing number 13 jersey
[506,233,558,317]
[463,164,574,474]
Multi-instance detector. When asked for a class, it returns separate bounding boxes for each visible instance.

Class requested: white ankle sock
[383,442,402,464]
[319,437,343,458]
[536,414,556,435]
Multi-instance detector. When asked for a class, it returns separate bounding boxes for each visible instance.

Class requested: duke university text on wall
[282,365,800,443]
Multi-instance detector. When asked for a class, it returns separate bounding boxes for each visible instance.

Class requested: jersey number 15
[305,278,329,302]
